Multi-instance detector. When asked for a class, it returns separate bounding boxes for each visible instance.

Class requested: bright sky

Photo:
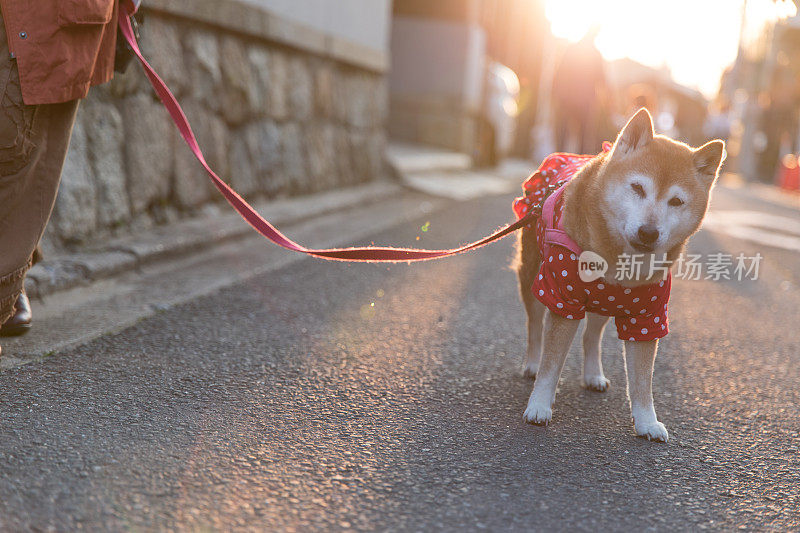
[544,0,797,98]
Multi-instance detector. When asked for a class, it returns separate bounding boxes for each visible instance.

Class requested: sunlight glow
[544,0,798,98]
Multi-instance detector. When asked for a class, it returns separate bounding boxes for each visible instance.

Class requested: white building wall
[238,0,393,53]
[389,16,486,111]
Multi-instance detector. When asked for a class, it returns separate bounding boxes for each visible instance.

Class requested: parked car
[475,61,520,166]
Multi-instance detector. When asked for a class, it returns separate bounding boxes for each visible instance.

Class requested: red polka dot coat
[513,147,671,342]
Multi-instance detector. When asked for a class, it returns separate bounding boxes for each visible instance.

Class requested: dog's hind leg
[525,301,546,379]
[520,289,545,379]
[514,229,544,379]
[523,309,579,425]
[582,313,610,391]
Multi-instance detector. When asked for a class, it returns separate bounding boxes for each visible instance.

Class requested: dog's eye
[668,197,684,207]
[630,183,645,197]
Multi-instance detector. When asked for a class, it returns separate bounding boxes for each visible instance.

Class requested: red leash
[117,2,534,262]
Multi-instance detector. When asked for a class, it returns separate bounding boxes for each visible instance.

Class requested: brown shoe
[0,291,32,337]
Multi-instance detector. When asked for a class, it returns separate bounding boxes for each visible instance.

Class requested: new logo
[578,251,608,282]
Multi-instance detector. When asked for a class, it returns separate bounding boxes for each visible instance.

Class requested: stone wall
[44,2,389,250]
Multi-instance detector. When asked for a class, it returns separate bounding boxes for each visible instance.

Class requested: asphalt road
[1,184,799,531]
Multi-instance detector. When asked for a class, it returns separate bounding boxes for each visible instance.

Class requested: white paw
[583,374,609,392]
[522,362,538,380]
[635,421,669,442]
[523,402,552,425]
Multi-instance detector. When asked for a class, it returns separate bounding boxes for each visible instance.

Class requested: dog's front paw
[635,421,669,442]
[583,374,609,392]
[523,402,552,425]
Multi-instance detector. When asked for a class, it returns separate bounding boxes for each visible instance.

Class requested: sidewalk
[388,142,529,201]
[25,182,402,299]
[4,143,532,367]
[27,143,532,300]
[718,172,800,211]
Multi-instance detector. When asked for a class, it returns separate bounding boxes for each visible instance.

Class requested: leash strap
[117,2,533,262]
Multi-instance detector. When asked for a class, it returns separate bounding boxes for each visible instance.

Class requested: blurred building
[479,0,549,157]
[723,2,800,182]
[388,0,547,161]
[239,0,392,55]
[389,0,486,155]
[607,58,708,146]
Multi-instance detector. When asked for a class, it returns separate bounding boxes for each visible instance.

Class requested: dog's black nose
[638,225,659,244]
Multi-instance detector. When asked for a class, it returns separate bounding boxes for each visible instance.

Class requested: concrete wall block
[334,125,356,185]
[288,56,313,123]
[314,65,335,119]
[172,131,210,209]
[346,73,372,129]
[266,50,290,121]
[349,130,372,183]
[172,101,228,208]
[184,29,221,112]
[122,93,173,213]
[247,46,271,118]
[331,68,350,124]
[370,77,389,127]
[305,122,337,190]
[219,35,256,125]
[244,120,283,196]
[82,99,130,227]
[281,122,308,193]
[366,128,386,180]
[228,127,258,198]
[51,118,98,242]
[106,64,147,99]
[139,16,189,98]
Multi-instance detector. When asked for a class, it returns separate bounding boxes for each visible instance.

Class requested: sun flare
[544,0,798,98]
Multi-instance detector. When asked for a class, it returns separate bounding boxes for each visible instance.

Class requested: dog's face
[599,109,724,258]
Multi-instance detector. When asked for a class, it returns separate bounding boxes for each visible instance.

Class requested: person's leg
[553,104,568,152]
[0,12,80,340]
[0,244,41,336]
[0,290,32,337]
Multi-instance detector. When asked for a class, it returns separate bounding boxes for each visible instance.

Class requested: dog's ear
[693,140,726,188]
[614,108,654,156]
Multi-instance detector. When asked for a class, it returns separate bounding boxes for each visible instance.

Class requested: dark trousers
[0,11,79,323]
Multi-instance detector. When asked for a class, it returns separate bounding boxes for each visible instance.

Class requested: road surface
[1,182,798,531]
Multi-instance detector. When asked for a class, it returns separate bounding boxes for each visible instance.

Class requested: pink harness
[512,146,609,256]
[540,184,582,257]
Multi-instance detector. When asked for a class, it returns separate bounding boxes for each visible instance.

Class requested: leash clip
[122,0,142,15]
[115,1,143,73]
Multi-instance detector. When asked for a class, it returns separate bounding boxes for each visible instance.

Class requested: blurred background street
[2,0,800,530]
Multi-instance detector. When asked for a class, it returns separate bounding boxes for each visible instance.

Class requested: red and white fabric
[513,146,671,342]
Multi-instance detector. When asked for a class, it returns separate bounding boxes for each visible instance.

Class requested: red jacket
[0,0,118,105]
[513,149,671,342]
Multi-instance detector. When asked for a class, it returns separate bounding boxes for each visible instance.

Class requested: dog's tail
[510,229,524,273]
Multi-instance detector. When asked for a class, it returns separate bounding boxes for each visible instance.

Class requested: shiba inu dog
[512,108,725,441]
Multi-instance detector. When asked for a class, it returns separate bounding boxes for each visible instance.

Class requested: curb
[25,181,403,299]
[385,142,472,175]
